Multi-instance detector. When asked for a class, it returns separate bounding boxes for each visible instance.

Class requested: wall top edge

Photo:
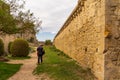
[54,0,83,41]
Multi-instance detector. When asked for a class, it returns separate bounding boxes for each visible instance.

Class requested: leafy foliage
[10,38,29,57]
[5,0,42,34]
[16,10,42,35]
[0,0,18,34]
[0,38,4,56]
[8,41,13,54]
[0,0,41,34]
[45,40,52,45]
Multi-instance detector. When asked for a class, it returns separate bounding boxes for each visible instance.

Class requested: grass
[7,56,31,60]
[34,46,95,80]
[0,62,22,80]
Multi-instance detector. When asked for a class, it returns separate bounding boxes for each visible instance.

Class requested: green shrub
[8,42,13,54]
[0,39,4,56]
[45,40,52,45]
[10,38,29,57]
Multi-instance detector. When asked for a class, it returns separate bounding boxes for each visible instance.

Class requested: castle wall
[54,0,105,79]
[105,0,120,79]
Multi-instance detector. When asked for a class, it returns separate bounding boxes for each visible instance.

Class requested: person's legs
[38,56,40,64]
[40,56,43,63]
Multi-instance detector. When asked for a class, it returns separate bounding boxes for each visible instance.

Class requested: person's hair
[40,44,43,46]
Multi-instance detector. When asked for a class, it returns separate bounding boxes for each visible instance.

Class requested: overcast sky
[25,0,78,41]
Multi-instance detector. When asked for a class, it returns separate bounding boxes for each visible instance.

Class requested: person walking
[37,44,45,64]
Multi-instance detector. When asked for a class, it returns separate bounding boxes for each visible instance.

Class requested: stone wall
[54,0,120,80]
[105,0,120,80]
[0,32,17,53]
[0,32,37,54]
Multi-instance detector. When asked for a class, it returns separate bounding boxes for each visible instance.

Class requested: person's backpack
[37,46,44,56]
[39,52,43,56]
[42,50,45,55]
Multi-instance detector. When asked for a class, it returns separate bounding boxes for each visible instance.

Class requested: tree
[45,40,52,45]
[5,0,42,34]
[1,0,41,34]
[4,0,25,15]
[16,10,42,36]
[0,0,18,34]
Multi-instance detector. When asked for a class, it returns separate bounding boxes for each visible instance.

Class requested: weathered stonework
[0,32,37,53]
[0,32,17,53]
[54,0,120,80]
[105,0,120,80]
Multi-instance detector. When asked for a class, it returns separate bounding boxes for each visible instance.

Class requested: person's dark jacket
[37,46,45,56]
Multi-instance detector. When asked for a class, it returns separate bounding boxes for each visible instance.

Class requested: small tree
[45,40,52,45]
[0,39,4,56]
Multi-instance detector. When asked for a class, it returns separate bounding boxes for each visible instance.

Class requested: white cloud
[24,0,78,41]
[25,0,77,30]
[51,32,57,34]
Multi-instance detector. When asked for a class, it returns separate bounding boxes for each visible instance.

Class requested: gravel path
[7,53,51,80]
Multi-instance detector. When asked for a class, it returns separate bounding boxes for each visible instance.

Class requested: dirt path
[7,53,51,80]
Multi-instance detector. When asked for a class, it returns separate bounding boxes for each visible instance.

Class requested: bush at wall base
[0,39,4,56]
[10,38,29,57]
[8,42,13,54]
